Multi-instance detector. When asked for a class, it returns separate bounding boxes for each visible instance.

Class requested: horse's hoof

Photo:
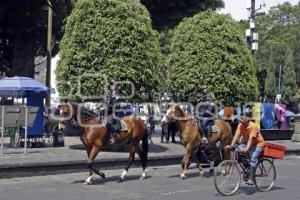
[118,178,124,183]
[221,169,226,176]
[84,181,92,185]
[99,172,105,179]
[199,171,204,176]
[140,176,146,180]
[180,173,187,179]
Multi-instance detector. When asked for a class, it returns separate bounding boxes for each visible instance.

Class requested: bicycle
[214,145,277,196]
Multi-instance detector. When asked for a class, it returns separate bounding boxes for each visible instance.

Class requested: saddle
[198,119,219,134]
[110,119,128,133]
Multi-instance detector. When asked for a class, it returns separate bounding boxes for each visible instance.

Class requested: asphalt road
[0,156,300,200]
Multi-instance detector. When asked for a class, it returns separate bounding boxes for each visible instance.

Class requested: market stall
[0,76,49,154]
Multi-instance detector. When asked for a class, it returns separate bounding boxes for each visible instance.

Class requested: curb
[0,149,299,179]
[0,155,184,179]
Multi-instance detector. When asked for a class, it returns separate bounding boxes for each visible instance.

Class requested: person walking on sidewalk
[226,108,265,185]
[43,104,50,137]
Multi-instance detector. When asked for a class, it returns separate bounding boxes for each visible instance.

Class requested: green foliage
[0,0,73,76]
[264,48,277,101]
[57,0,162,102]
[140,0,224,29]
[256,2,300,103]
[167,10,259,105]
[282,47,297,101]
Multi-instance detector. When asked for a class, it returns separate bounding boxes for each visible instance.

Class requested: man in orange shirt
[226,107,265,185]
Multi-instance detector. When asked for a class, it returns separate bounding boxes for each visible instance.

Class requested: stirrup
[109,135,116,145]
[202,137,208,144]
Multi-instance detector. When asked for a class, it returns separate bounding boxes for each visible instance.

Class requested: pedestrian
[148,110,155,144]
[43,104,50,137]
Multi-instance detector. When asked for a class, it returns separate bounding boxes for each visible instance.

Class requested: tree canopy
[56,0,162,102]
[255,2,300,107]
[141,0,224,29]
[0,0,73,77]
[167,10,259,105]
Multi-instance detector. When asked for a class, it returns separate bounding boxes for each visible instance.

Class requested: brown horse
[165,103,232,179]
[59,102,148,184]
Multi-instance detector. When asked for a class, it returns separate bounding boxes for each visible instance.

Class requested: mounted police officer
[104,80,127,144]
[197,89,218,143]
[197,89,218,172]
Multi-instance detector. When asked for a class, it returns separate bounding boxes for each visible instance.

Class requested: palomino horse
[165,103,232,179]
[59,102,148,184]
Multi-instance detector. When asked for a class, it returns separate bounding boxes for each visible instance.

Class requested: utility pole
[245,0,265,52]
[278,64,282,94]
[46,0,53,107]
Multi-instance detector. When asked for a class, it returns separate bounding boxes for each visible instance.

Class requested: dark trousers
[161,122,177,142]
[198,120,213,139]
[106,114,122,133]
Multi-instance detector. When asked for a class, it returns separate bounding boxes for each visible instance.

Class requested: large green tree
[57,0,162,102]
[264,48,277,101]
[168,10,259,105]
[0,0,73,77]
[256,2,300,103]
[140,0,224,29]
[282,47,297,102]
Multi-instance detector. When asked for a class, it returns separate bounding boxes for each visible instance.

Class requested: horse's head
[58,102,77,123]
[165,103,183,122]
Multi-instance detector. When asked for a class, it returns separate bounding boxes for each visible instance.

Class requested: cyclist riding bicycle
[226,107,265,185]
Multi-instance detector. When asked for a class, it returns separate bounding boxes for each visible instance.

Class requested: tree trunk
[11,33,36,77]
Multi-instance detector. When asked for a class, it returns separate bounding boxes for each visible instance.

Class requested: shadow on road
[167,171,208,179]
[69,143,169,153]
[239,186,285,195]
[71,175,153,185]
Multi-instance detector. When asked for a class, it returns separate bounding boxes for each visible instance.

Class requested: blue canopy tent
[0,77,50,138]
[0,76,49,97]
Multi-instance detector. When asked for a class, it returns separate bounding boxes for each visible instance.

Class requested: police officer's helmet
[109,80,116,86]
[202,89,209,94]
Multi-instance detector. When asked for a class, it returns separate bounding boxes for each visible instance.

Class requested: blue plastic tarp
[27,94,44,137]
[261,103,275,129]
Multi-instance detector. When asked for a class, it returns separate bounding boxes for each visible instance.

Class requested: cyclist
[226,107,265,185]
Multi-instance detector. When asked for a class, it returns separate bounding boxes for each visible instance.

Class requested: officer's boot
[106,123,116,145]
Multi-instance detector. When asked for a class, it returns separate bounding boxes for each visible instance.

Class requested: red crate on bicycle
[262,142,286,159]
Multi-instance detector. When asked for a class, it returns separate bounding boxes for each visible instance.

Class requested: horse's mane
[174,105,193,121]
[68,101,98,118]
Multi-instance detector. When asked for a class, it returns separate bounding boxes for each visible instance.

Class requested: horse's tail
[141,128,149,170]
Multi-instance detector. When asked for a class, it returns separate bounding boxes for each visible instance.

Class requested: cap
[243,107,253,118]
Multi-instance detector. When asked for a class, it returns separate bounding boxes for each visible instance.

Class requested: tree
[140,0,224,29]
[0,0,73,77]
[264,49,277,101]
[282,47,297,102]
[167,10,259,105]
[255,2,300,100]
[56,0,162,102]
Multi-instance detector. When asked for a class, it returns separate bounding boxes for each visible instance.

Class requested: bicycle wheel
[254,159,276,192]
[214,160,241,196]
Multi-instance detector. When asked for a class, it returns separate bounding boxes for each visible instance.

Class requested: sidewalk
[0,134,300,178]
[0,136,184,168]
